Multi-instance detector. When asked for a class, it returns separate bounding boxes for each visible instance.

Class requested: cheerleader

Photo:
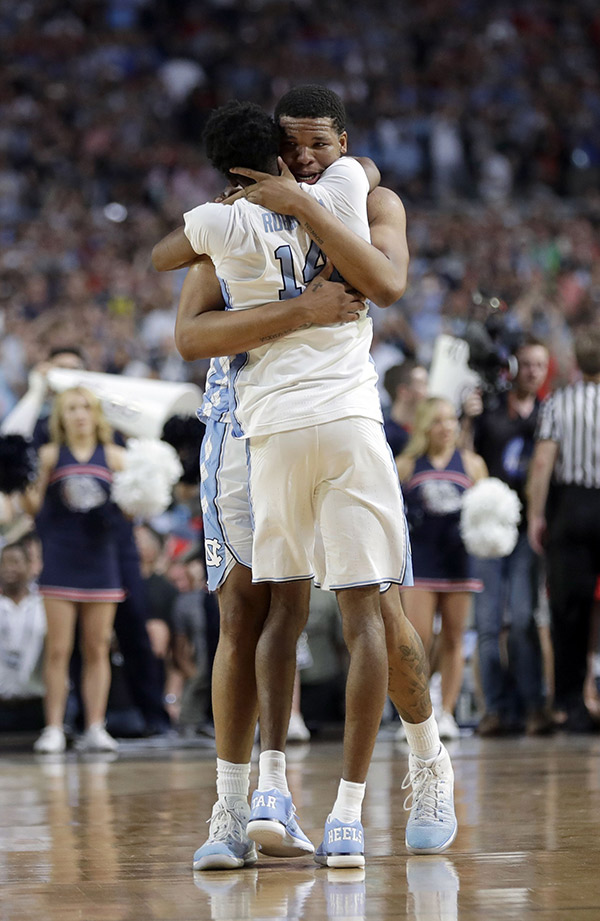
[397,397,487,739]
[23,387,126,753]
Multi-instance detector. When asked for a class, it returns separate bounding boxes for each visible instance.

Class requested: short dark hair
[274,84,346,134]
[516,335,548,354]
[0,541,28,562]
[48,345,85,362]
[574,326,600,377]
[203,101,280,182]
[383,360,422,402]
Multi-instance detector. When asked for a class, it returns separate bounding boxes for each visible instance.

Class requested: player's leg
[194,420,265,870]
[213,563,269,763]
[246,429,318,858]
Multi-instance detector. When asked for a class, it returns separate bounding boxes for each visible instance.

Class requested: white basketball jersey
[183,157,382,438]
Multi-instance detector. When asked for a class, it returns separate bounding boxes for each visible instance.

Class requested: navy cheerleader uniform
[403,449,482,592]
[36,444,125,603]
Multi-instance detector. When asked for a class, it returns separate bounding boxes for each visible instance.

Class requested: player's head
[203,101,280,185]
[0,542,30,592]
[274,84,348,184]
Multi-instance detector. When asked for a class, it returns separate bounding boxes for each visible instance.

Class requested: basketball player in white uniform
[153,90,456,869]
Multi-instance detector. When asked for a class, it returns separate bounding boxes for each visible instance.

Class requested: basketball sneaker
[314,815,365,869]
[403,744,457,854]
[246,788,314,857]
[74,723,118,753]
[193,797,257,871]
[33,725,66,754]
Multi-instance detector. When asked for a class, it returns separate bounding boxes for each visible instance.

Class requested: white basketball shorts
[249,417,410,590]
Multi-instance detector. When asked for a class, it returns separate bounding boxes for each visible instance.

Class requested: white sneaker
[403,743,458,854]
[437,710,460,740]
[287,711,311,742]
[75,724,118,753]
[34,725,66,754]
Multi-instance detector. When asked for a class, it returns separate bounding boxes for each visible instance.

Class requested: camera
[461,291,519,400]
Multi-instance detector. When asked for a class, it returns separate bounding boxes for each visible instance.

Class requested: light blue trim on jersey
[229,351,249,438]
[200,418,251,591]
[200,356,231,422]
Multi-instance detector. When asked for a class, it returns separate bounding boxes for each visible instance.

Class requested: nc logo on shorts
[205,538,224,567]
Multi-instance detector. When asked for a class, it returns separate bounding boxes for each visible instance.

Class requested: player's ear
[338,131,348,154]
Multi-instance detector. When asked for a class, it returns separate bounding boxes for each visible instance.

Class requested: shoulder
[460,449,488,482]
[39,442,59,471]
[104,443,127,472]
[314,156,369,194]
[367,186,406,223]
[396,454,415,481]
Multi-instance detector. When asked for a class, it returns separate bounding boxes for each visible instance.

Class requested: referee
[528,326,600,732]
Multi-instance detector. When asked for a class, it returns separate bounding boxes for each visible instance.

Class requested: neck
[3,585,29,604]
[583,373,600,384]
[67,434,96,453]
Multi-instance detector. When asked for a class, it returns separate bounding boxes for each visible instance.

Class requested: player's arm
[230,160,407,307]
[152,227,202,272]
[175,258,364,362]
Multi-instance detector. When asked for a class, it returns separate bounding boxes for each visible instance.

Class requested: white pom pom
[460,477,522,559]
[112,438,183,518]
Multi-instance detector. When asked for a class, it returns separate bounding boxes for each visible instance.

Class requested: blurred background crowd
[1,0,600,743]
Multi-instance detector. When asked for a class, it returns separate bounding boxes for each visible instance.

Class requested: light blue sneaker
[403,744,458,854]
[314,815,365,868]
[193,797,258,870]
[246,788,314,857]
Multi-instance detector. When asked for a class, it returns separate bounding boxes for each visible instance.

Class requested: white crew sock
[402,712,441,762]
[257,750,289,794]
[330,778,366,824]
[216,758,251,803]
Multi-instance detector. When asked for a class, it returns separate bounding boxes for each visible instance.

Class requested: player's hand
[229,158,303,214]
[300,276,365,327]
[216,183,243,204]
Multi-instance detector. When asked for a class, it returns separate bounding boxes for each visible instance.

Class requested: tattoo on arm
[259,323,310,344]
[302,221,324,246]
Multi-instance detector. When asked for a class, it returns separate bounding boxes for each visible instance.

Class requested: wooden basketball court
[1,730,599,920]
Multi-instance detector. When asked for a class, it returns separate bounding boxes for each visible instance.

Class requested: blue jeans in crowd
[474,531,545,721]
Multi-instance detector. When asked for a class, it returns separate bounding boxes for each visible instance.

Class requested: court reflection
[193,867,316,919]
[406,857,459,921]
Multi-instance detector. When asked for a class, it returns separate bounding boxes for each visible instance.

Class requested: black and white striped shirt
[536,380,600,488]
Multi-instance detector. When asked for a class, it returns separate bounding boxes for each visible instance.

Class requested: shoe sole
[246,819,314,857]
[405,822,458,855]
[193,852,257,871]
[315,852,365,868]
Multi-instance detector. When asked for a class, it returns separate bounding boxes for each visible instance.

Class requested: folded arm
[230,159,407,307]
[174,258,363,361]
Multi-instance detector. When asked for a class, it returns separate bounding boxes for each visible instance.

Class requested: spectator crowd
[1,0,600,742]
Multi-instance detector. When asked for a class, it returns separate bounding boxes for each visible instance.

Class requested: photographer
[463,336,552,736]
